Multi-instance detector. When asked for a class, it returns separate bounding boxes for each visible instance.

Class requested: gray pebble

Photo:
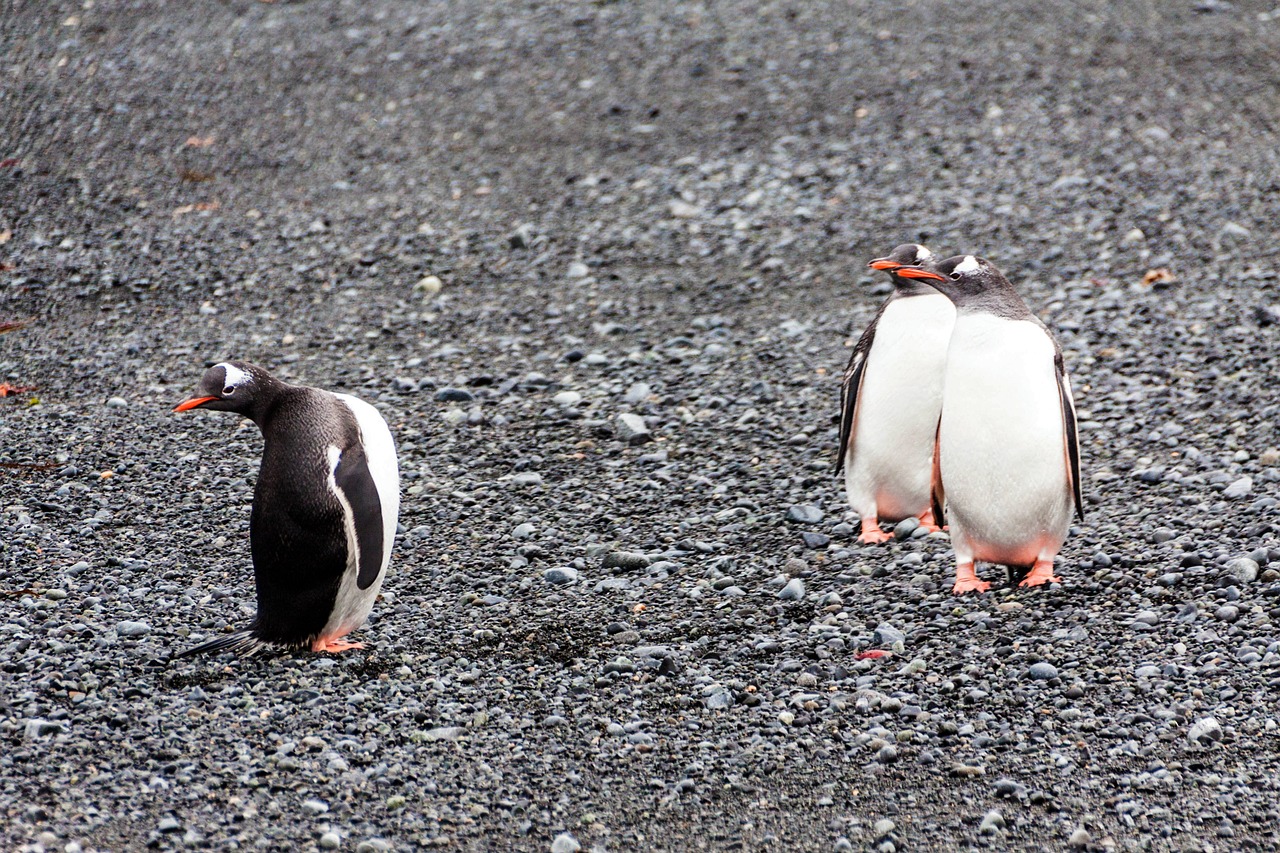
[320,832,341,849]
[778,578,806,600]
[116,620,151,637]
[801,531,831,549]
[623,382,651,404]
[1188,716,1223,745]
[1225,557,1258,584]
[301,799,329,816]
[355,841,391,853]
[893,517,919,540]
[616,413,651,445]
[551,832,582,853]
[873,624,905,646]
[602,550,650,570]
[544,567,579,585]
[107,396,128,408]
[873,818,895,838]
[978,809,1005,835]
[704,688,735,709]
[435,387,474,402]
[785,505,823,524]
[1028,662,1058,680]
[1068,827,1092,848]
[1223,476,1253,499]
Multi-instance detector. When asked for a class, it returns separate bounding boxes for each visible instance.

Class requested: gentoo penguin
[837,243,956,544]
[172,362,400,655]
[895,256,1083,593]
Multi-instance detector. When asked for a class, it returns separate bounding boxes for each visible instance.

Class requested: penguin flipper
[930,418,946,526]
[171,630,265,660]
[836,302,888,474]
[1055,351,1084,521]
[333,445,386,590]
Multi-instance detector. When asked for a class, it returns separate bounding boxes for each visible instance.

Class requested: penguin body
[173,362,400,655]
[838,244,955,543]
[897,256,1082,593]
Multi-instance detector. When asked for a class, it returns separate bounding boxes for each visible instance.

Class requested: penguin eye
[948,272,961,281]
[223,385,236,396]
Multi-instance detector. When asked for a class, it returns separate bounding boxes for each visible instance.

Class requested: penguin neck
[242,379,295,430]
[889,275,942,298]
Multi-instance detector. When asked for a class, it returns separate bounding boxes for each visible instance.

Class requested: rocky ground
[4,0,1280,850]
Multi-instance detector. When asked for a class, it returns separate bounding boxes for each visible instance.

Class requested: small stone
[616,413,651,445]
[623,382,651,404]
[778,578,806,601]
[24,719,65,739]
[509,224,535,249]
[978,809,1005,835]
[893,517,919,540]
[1215,605,1239,623]
[158,817,181,833]
[1151,527,1176,544]
[107,396,128,408]
[800,532,831,549]
[1188,716,1222,745]
[544,567,579,585]
[512,523,537,539]
[442,408,468,426]
[873,624,905,646]
[1220,220,1251,240]
[1225,558,1258,583]
[668,200,702,218]
[301,799,329,816]
[873,818,895,838]
[602,551,650,570]
[414,275,443,295]
[704,688,734,710]
[1223,476,1253,499]
[355,841,391,853]
[320,832,342,849]
[877,744,898,763]
[420,726,465,741]
[116,620,151,637]
[785,505,823,524]
[567,262,590,279]
[552,390,582,407]
[392,377,418,393]
[511,472,543,487]
[1068,827,1091,848]
[551,832,582,853]
[1028,662,1058,680]
[435,387,474,402]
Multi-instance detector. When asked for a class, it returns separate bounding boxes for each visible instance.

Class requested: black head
[868,244,939,295]
[174,361,280,419]
[896,254,1029,316]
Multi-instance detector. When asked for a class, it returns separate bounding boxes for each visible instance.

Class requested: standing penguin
[895,256,1083,593]
[173,362,400,655]
[837,244,956,544]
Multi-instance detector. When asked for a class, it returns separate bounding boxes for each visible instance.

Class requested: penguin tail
[171,630,266,660]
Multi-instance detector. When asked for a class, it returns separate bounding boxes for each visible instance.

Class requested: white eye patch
[216,363,250,391]
[954,255,981,274]
[915,244,935,262]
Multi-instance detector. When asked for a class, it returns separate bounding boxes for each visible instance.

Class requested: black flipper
[1054,349,1084,521]
[836,299,892,474]
[171,630,265,659]
[333,445,386,590]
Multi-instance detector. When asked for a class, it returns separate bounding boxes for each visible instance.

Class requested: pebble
[785,504,823,524]
[320,832,341,849]
[544,567,579,585]
[873,624,905,646]
[616,413,651,444]
[107,396,128,408]
[873,819,895,838]
[893,517,919,540]
[552,390,582,407]
[624,382,651,404]
[1225,557,1258,584]
[1223,476,1253,499]
[1068,827,1092,847]
[1188,716,1223,745]
[978,809,1004,835]
[602,550,650,570]
[566,262,590,279]
[551,832,582,853]
[778,578,806,600]
[704,688,734,709]
[801,532,831,549]
[158,816,181,833]
[1028,662,1058,680]
[355,841,391,853]
[301,799,329,816]
[116,620,151,637]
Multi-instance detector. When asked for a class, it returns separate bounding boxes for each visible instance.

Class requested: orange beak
[868,258,900,271]
[173,396,218,412]
[895,267,947,281]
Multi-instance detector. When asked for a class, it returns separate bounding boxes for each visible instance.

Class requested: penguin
[837,243,956,544]
[894,255,1083,593]
[172,361,400,655]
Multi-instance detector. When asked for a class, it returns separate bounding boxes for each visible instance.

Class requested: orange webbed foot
[916,508,946,534]
[858,518,893,545]
[1018,560,1061,588]
[952,562,990,595]
[311,636,367,653]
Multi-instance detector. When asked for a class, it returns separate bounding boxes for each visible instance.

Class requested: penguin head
[897,254,1003,299]
[174,361,271,416]
[868,243,934,274]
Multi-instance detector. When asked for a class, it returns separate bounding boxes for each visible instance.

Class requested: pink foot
[858,517,893,545]
[952,562,990,594]
[311,636,367,653]
[917,507,946,534]
[1018,559,1062,588]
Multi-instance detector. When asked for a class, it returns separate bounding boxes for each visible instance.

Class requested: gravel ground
[4,1,1280,850]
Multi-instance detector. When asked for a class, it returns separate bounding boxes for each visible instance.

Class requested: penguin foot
[858,518,893,544]
[916,508,946,534]
[952,563,990,594]
[1018,560,1061,588]
[311,636,366,653]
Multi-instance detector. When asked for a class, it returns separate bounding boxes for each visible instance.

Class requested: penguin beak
[868,258,900,271]
[895,267,947,281]
[173,396,219,412]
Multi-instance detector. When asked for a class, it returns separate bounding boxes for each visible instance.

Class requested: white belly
[845,292,955,520]
[322,393,401,637]
[939,314,1073,566]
